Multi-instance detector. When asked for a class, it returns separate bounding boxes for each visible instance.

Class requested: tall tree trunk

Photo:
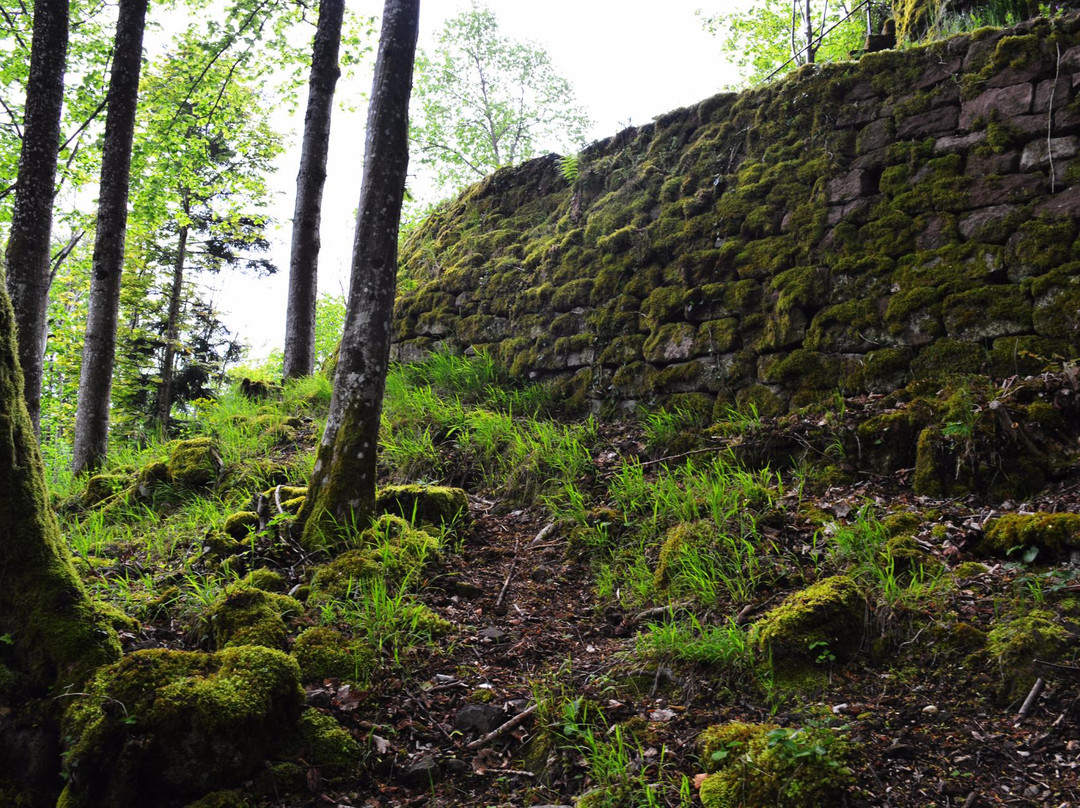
[803,0,816,63]
[71,0,149,474]
[0,260,120,802]
[283,0,345,379]
[155,221,189,432]
[4,0,69,437]
[297,0,420,549]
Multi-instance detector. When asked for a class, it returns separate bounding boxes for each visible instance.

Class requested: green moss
[296,709,361,774]
[640,285,686,324]
[83,474,128,507]
[983,609,1070,703]
[242,568,286,593]
[376,484,468,528]
[751,575,864,684]
[202,531,243,561]
[697,721,852,807]
[982,513,1080,557]
[911,340,984,378]
[223,511,259,540]
[167,438,222,489]
[308,550,383,601]
[204,585,303,650]
[952,561,989,579]
[61,646,304,807]
[290,627,374,684]
[735,384,784,418]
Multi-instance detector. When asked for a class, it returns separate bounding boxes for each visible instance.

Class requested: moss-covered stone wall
[395,14,1080,413]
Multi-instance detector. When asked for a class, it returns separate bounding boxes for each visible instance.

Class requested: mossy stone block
[204,585,302,651]
[168,438,222,489]
[296,709,361,775]
[60,646,303,807]
[375,484,468,528]
[83,474,128,508]
[982,512,1080,557]
[223,511,259,540]
[751,575,864,677]
[291,627,374,684]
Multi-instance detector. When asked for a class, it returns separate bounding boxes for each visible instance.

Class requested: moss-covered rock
[223,511,259,540]
[751,575,864,684]
[203,585,303,650]
[290,627,375,683]
[375,484,469,528]
[60,646,304,807]
[296,709,361,775]
[697,721,853,807]
[83,474,128,508]
[168,438,222,489]
[981,512,1080,558]
[982,609,1071,703]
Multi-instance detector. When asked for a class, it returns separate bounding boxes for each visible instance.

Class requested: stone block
[897,105,960,139]
[958,205,1018,244]
[827,168,874,203]
[934,132,986,154]
[1036,184,1080,218]
[857,116,893,154]
[965,150,1020,176]
[968,173,1047,207]
[916,59,962,90]
[960,84,1034,130]
[1034,77,1072,114]
[1020,136,1080,171]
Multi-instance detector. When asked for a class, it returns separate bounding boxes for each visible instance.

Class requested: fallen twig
[1015,677,1045,723]
[633,601,693,623]
[465,703,537,750]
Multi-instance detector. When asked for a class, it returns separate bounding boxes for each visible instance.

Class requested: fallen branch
[465,703,537,750]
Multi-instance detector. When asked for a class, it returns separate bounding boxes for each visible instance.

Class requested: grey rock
[454,703,507,735]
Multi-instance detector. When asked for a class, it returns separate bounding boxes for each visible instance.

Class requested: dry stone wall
[394,14,1080,414]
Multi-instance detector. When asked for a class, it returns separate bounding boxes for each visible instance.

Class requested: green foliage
[699,0,869,87]
[410,1,591,198]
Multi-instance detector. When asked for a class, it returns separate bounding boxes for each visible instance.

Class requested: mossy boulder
[60,646,304,808]
[83,474,128,508]
[697,721,852,807]
[981,512,1080,559]
[750,575,865,684]
[982,609,1071,703]
[295,709,361,775]
[168,438,222,489]
[223,511,259,540]
[308,550,384,602]
[290,627,375,683]
[375,484,469,528]
[203,585,303,650]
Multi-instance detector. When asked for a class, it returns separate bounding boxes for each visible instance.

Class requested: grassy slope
[49,353,1080,807]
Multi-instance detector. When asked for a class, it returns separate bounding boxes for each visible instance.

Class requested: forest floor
[60,357,1080,808]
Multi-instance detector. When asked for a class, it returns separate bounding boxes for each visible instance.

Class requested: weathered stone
[960,84,1033,130]
[1020,136,1080,171]
[897,105,959,139]
[934,131,985,154]
[453,704,506,735]
[916,214,955,250]
[1036,184,1080,217]
[1034,77,1072,113]
[857,117,893,154]
[968,174,1047,207]
[958,205,1018,243]
[644,322,697,363]
[827,168,874,203]
[966,150,1021,176]
[916,59,962,90]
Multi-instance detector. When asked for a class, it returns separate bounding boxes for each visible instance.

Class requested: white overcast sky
[214,0,741,360]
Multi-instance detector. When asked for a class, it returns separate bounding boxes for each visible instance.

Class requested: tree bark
[297,0,419,549]
[71,0,149,474]
[155,220,189,432]
[4,0,69,437]
[0,254,120,802]
[282,0,345,379]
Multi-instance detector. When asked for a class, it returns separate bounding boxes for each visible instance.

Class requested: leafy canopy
[699,0,872,87]
[409,1,591,199]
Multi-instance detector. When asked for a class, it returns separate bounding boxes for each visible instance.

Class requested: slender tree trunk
[0,260,120,802]
[803,0,816,63]
[71,0,149,474]
[155,222,189,432]
[283,0,345,379]
[297,0,420,549]
[4,0,69,437]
